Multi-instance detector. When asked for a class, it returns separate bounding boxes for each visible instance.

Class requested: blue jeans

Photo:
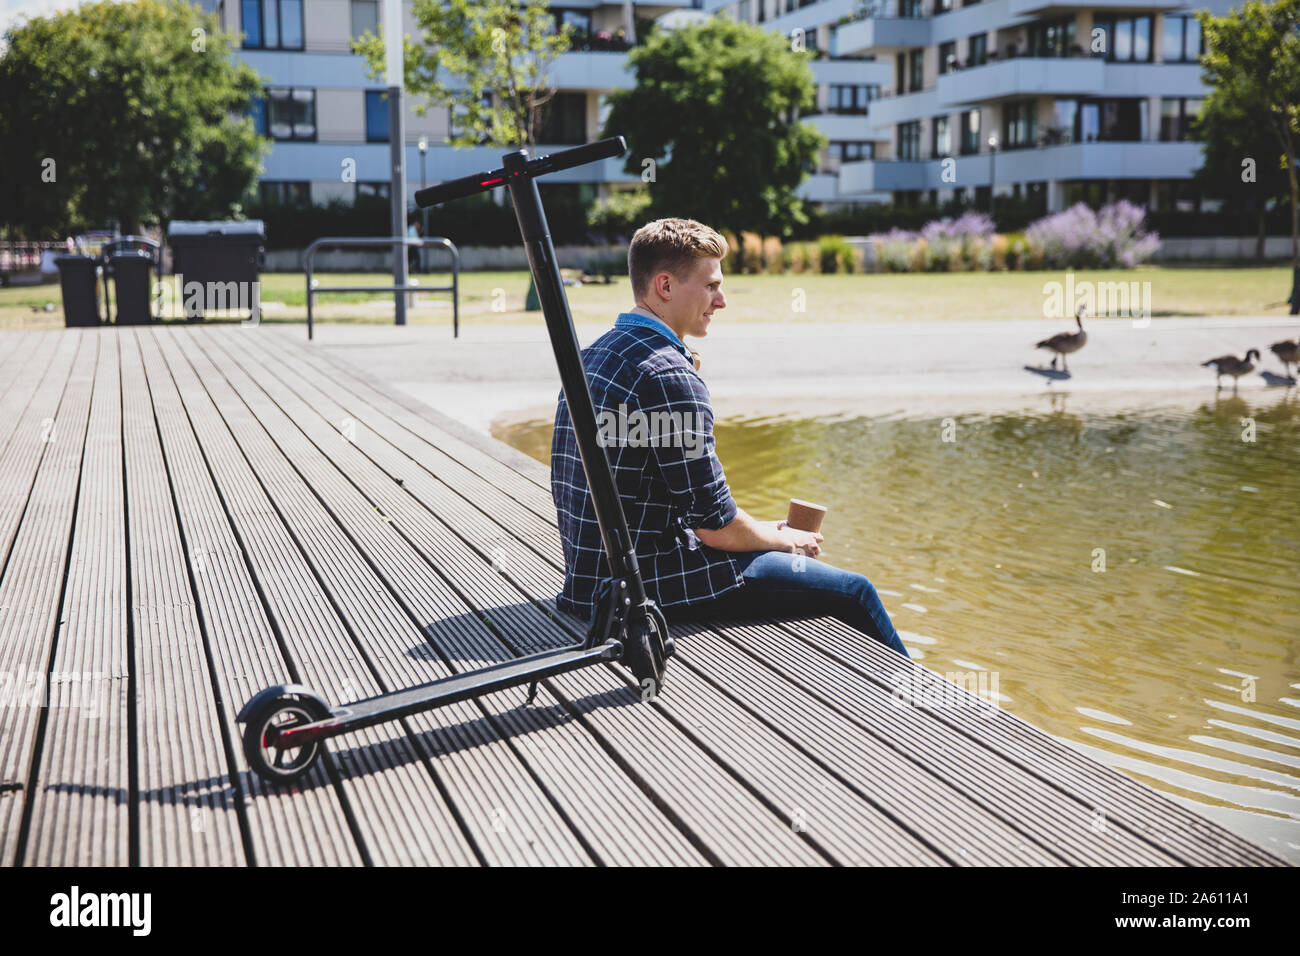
[663,550,911,659]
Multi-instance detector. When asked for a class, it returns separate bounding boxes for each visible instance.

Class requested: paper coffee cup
[786,498,827,534]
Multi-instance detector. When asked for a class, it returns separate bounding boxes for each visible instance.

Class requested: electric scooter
[237,136,673,785]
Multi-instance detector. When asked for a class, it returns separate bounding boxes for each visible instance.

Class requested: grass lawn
[2,264,1295,331]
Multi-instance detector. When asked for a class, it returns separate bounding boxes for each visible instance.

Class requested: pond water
[494,391,1300,863]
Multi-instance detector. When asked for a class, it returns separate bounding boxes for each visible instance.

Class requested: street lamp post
[418,135,428,273]
[987,133,998,223]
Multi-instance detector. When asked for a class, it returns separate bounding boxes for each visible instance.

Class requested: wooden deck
[0,324,1285,866]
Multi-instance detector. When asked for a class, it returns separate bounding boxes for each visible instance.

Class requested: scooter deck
[275,641,621,746]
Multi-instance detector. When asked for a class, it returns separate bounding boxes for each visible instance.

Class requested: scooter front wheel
[242,695,324,785]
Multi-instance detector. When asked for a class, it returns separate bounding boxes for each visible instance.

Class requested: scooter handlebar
[415,136,626,209]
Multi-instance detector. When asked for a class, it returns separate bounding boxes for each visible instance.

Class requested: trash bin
[167,220,265,321]
[109,251,154,325]
[55,255,101,327]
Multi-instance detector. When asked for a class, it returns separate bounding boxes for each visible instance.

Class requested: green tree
[352,0,573,149]
[599,17,826,236]
[1191,107,1289,259]
[0,0,267,238]
[1198,0,1300,312]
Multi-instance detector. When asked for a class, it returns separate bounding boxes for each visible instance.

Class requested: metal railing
[303,236,459,341]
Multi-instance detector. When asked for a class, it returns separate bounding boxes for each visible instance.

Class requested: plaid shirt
[551,313,743,620]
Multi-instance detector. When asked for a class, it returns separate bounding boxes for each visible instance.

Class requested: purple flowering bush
[1024,201,1160,269]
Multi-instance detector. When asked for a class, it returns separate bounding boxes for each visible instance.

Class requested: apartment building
[209,0,1224,215]
[715,0,1227,214]
[203,0,662,210]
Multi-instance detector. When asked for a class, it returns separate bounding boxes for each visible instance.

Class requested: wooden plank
[134,329,363,866]
[0,333,80,569]
[675,618,1174,865]
[780,614,1288,866]
[119,329,245,865]
[23,331,130,865]
[0,331,46,410]
[149,328,478,866]
[176,327,597,865]
[203,327,712,865]
[0,330,95,866]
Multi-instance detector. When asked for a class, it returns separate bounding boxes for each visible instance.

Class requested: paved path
[297,315,1300,432]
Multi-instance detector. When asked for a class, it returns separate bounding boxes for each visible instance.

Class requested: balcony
[835,16,931,55]
[836,141,1205,193]
[811,58,893,86]
[549,51,636,90]
[840,158,929,193]
[1008,0,1186,15]
[866,86,941,130]
[936,55,1106,106]
[807,112,879,140]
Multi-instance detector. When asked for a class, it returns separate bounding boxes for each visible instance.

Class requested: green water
[495,390,1300,862]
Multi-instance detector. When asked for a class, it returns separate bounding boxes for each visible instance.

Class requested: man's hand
[695,509,822,557]
[778,526,823,559]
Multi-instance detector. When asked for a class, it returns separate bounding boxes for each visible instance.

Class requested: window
[828,84,879,115]
[837,141,875,162]
[1159,97,1203,141]
[1161,15,1202,62]
[960,109,980,155]
[249,95,267,136]
[900,0,922,16]
[1051,98,1077,144]
[1069,98,1143,142]
[939,41,956,74]
[968,33,987,67]
[932,115,951,157]
[1099,99,1143,140]
[537,91,586,144]
[242,0,303,50]
[365,90,388,142]
[1027,16,1077,57]
[1096,15,1153,62]
[898,121,922,161]
[259,181,309,206]
[908,49,923,91]
[935,0,953,11]
[350,0,377,39]
[265,87,315,141]
[356,182,390,202]
[1002,99,1037,149]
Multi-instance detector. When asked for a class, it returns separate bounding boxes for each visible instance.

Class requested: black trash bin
[55,255,101,327]
[109,252,154,325]
[167,220,265,321]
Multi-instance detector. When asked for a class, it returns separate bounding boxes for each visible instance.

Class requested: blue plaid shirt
[551,313,743,619]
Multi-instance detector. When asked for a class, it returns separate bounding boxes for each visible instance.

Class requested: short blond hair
[627,218,728,303]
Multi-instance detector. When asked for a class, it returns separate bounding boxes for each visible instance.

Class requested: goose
[1269,338,1299,378]
[1036,304,1087,371]
[1201,350,1260,390]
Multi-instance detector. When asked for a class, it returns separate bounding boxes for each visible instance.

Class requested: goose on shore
[1201,350,1260,390]
[1269,338,1299,378]
[1035,305,1088,372]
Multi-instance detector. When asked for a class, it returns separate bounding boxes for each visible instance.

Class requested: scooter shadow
[1024,364,1072,381]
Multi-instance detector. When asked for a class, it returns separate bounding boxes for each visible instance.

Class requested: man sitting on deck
[550,218,910,659]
